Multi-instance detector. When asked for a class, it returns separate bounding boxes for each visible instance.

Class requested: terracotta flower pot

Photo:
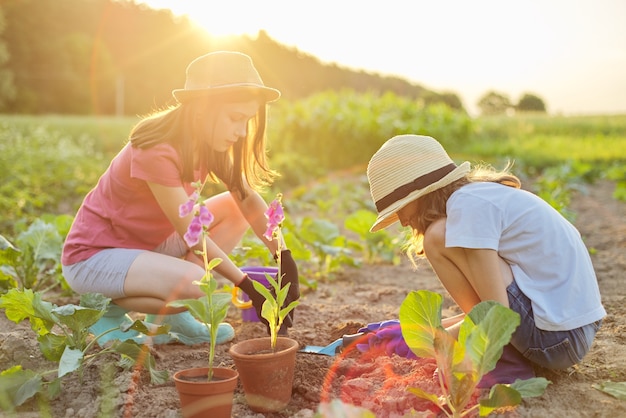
[229,336,299,413]
[173,367,238,418]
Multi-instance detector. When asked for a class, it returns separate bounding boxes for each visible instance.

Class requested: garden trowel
[299,332,366,356]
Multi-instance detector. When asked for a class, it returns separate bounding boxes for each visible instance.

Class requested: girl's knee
[424,219,446,255]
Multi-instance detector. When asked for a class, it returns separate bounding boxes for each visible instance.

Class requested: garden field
[1,112,626,417]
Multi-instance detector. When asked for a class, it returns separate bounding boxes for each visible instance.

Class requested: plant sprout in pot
[167,179,232,381]
[228,193,301,413]
[255,193,300,350]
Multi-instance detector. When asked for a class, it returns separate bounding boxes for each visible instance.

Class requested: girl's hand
[279,250,299,327]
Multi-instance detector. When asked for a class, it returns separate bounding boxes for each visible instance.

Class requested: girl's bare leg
[118,192,250,314]
[423,218,514,337]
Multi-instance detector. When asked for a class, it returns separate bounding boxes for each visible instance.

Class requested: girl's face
[397,199,419,228]
[205,100,260,152]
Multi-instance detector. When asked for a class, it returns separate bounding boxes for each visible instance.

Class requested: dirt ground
[1,179,625,418]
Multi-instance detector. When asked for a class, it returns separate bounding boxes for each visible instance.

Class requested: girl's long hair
[404,162,521,265]
[128,93,277,199]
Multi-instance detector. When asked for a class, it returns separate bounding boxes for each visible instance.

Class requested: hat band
[375,163,457,212]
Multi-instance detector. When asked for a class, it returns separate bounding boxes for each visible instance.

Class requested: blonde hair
[128,94,277,199]
[404,162,521,265]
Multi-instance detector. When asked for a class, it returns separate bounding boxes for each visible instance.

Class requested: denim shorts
[506,280,602,370]
[62,233,187,299]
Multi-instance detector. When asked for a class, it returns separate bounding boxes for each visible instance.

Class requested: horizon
[139,0,626,116]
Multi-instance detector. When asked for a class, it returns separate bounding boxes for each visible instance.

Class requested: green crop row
[2,90,625,237]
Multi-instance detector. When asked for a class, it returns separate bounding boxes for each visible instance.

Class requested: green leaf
[114,341,169,385]
[0,365,42,409]
[207,257,222,271]
[344,209,377,239]
[58,347,83,378]
[38,333,67,362]
[449,371,479,411]
[149,368,170,386]
[261,299,278,325]
[406,386,442,408]
[168,299,208,325]
[46,377,62,400]
[0,235,21,271]
[399,290,443,358]
[467,300,500,324]
[0,288,55,336]
[280,300,299,318]
[432,328,457,388]
[436,331,478,411]
[464,303,520,377]
[479,384,522,416]
[0,234,19,253]
[16,219,63,268]
[125,319,170,336]
[510,377,551,397]
[79,293,111,311]
[0,288,35,323]
[52,305,102,337]
[592,381,626,400]
[252,279,274,301]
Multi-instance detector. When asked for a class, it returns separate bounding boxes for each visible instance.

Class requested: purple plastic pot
[240,266,278,322]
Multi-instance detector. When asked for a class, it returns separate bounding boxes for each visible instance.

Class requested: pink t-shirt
[62,142,198,265]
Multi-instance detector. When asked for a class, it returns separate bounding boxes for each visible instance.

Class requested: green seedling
[0,289,168,411]
[167,178,233,381]
[0,217,69,293]
[168,258,231,381]
[344,209,401,265]
[255,194,299,350]
[399,290,550,417]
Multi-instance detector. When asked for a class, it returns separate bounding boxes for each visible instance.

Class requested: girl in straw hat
[62,51,299,346]
[366,134,605,385]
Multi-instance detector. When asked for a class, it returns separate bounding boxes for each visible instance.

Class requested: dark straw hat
[367,134,471,232]
[172,51,280,103]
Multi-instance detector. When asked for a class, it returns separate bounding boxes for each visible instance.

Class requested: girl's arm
[232,180,282,256]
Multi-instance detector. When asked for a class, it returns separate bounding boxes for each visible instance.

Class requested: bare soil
[1,179,625,418]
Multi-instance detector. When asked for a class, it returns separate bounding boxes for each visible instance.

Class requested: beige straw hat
[367,134,471,232]
[172,51,280,103]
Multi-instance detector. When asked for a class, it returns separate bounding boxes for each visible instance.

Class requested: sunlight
[139,0,266,36]
[136,0,626,116]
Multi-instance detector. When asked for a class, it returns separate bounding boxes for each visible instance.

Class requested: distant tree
[423,91,464,111]
[1,0,466,115]
[477,91,511,116]
[516,93,547,113]
[0,6,16,112]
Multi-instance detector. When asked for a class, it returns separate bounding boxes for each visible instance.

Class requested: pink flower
[198,205,214,226]
[184,216,203,247]
[263,196,284,241]
[179,192,199,217]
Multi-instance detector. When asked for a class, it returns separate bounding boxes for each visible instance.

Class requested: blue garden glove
[355,320,417,359]
[277,249,299,333]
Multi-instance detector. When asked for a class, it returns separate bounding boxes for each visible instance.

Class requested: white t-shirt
[445,182,606,331]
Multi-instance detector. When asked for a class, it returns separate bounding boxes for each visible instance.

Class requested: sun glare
[140,0,265,37]
[138,0,626,115]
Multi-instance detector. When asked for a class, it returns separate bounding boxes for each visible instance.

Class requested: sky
[139,0,626,116]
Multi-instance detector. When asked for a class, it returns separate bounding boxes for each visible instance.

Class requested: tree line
[0,0,545,116]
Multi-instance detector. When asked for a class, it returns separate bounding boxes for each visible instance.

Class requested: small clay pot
[173,367,238,418]
[229,336,299,413]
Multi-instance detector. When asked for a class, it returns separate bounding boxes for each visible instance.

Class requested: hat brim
[172,84,281,103]
[370,161,471,232]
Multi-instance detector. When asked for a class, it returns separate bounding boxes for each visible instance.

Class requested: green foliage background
[2,92,625,237]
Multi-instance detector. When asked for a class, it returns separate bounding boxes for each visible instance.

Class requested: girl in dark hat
[62,51,299,346]
[366,134,605,386]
